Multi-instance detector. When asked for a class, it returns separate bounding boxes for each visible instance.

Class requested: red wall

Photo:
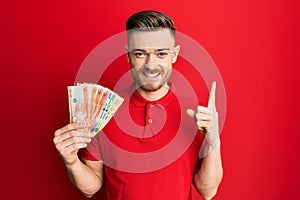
[1,0,299,199]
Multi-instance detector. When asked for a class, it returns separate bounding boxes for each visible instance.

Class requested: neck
[135,83,170,101]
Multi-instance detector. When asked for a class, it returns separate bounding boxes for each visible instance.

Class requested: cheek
[130,63,142,76]
[163,61,173,71]
[161,58,173,66]
[130,59,145,70]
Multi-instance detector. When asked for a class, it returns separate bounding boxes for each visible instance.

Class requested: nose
[145,53,156,65]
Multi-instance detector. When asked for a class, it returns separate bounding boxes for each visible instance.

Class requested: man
[53,10,223,200]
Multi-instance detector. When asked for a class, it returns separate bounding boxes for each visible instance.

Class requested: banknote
[68,85,88,124]
[68,83,124,136]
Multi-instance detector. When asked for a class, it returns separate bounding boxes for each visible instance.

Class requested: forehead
[128,29,175,50]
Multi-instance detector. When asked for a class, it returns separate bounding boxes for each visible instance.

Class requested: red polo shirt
[80,84,204,200]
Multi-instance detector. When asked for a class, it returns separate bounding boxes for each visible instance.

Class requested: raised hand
[187,81,220,146]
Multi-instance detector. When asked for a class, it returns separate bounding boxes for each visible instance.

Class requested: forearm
[194,141,223,200]
[66,158,103,197]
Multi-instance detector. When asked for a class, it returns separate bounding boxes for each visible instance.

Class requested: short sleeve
[79,134,103,161]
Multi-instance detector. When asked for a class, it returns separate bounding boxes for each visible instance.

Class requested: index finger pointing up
[208,81,216,110]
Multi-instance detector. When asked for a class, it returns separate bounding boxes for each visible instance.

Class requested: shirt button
[150,104,154,108]
[148,118,152,124]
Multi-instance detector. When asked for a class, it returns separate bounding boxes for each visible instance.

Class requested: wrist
[207,137,220,149]
[199,138,221,158]
[65,157,81,170]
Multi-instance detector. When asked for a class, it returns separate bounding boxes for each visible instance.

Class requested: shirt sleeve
[79,134,103,161]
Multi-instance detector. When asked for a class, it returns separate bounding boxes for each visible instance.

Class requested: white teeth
[143,73,159,78]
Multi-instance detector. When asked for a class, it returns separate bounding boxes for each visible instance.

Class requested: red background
[1,0,299,199]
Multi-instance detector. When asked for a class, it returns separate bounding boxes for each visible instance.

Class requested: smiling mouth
[142,72,160,78]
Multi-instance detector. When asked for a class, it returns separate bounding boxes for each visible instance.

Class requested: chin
[140,83,163,92]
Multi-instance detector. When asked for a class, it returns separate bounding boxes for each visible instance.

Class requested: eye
[157,51,169,58]
[134,52,147,58]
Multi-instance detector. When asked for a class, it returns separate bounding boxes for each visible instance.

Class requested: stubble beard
[140,83,163,92]
[131,64,172,93]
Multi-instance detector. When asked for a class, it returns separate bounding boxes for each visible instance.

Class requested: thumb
[186,109,196,120]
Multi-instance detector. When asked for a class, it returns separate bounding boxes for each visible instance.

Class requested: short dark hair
[126,10,176,39]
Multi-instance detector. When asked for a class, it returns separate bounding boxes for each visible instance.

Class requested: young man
[53,10,223,200]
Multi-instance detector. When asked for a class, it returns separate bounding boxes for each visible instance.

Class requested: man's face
[126,29,180,92]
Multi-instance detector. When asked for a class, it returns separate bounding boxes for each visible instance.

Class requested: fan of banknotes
[67,83,124,136]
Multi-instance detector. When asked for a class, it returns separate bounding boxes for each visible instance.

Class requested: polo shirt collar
[130,83,174,107]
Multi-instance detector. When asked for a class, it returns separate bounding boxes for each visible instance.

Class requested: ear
[172,45,180,64]
[125,46,131,63]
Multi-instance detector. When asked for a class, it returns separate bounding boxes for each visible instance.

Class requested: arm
[66,157,104,198]
[187,81,223,199]
[194,141,223,200]
[53,123,103,197]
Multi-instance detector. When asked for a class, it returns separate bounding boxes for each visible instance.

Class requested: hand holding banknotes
[53,83,123,166]
[53,123,92,166]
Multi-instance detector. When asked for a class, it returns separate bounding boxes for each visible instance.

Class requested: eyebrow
[131,48,171,52]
